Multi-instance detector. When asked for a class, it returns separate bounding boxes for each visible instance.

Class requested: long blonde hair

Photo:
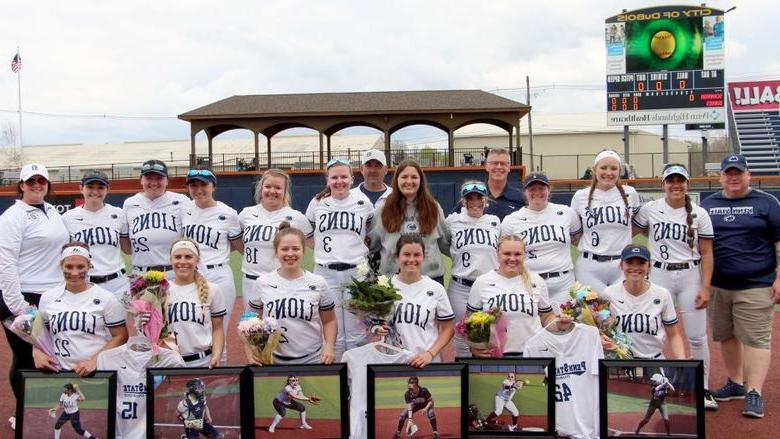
[170,238,210,305]
[254,168,292,207]
[588,151,630,221]
[497,235,533,293]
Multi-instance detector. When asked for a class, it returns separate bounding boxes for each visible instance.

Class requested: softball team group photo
[1,145,778,439]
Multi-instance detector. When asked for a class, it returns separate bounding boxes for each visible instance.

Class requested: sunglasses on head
[24,177,48,185]
[462,182,487,194]
[187,169,215,178]
[142,162,166,172]
[326,158,350,169]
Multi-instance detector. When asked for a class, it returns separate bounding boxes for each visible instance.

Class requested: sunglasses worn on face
[24,177,48,186]
[326,158,350,169]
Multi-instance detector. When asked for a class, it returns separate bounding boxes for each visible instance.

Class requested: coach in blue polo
[701,154,780,418]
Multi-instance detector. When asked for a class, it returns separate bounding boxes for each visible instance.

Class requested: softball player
[182,169,242,365]
[177,378,223,439]
[393,377,440,439]
[384,234,455,368]
[267,375,316,432]
[635,373,675,436]
[446,181,500,358]
[571,150,640,291]
[0,164,69,408]
[122,160,189,277]
[240,169,312,307]
[467,236,554,356]
[165,239,226,368]
[35,243,128,376]
[248,222,338,364]
[502,173,581,308]
[602,245,686,360]
[484,373,523,431]
[63,170,129,298]
[306,159,374,359]
[50,383,97,439]
[633,163,718,409]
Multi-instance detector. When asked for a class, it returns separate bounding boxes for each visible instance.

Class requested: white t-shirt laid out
[602,282,678,359]
[570,185,640,256]
[524,323,604,439]
[445,212,501,281]
[389,275,455,358]
[238,205,312,276]
[467,270,552,354]
[39,284,127,370]
[123,191,189,267]
[182,201,242,266]
[166,281,227,356]
[63,204,128,276]
[633,198,714,264]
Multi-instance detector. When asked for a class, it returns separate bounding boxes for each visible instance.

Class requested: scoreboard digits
[607,69,724,112]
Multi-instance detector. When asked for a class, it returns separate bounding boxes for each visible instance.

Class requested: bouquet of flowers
[237,312,282,365]
[559,282,632,359]
[3,305,60,370]
[344,263,402,330]
[454,307,506,357]
[122,270,170,355]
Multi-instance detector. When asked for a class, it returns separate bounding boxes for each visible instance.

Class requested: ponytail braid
[615,181,631,222]
[586,175,598,209]
[194,270,210,306]
[684,194,695,249]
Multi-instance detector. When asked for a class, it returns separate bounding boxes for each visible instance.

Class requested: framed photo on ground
[247,364,349,438]
[367,363,467,439]
[458,358,556,437]
[599,360,705,439]
[147,367,244,439]
[17,370,116,439]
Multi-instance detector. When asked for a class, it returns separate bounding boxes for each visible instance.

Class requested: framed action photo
[17,370,116,439]
[147,367,244,439]
[459,358,555,437]
[247,364,349,438]
[599,360,705,439]
[367,363,467,439]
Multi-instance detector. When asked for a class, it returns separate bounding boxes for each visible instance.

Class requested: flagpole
[16,48,22,148]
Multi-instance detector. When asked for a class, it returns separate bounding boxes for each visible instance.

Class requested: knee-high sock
[269,414,283,429]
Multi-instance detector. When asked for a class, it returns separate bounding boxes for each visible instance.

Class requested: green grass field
[468,374,548,416]
[374,376,460,409]
[253,376,341,419]
[153,381,241,399]
[24,377,109,409]
[607,392,696,415]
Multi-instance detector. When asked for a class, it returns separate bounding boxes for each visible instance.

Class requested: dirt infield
[374,407,461,438]
[22,408,108,438]
[254,417,342,438]
[470,414,549,433]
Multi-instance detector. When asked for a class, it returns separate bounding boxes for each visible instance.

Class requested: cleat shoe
[392,432,401,439]
[8,417,15,431]
[742,390,764,418]
[507,424,518,432]
[300,423,313,430]
[408,423,418,436]
[432,433,440,439]
[704,390,719,410]
[268,425,275,433]
[712,378,746,401]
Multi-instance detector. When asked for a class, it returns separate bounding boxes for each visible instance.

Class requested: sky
[1,0,777,149]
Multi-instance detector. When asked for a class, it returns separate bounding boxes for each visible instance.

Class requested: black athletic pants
[0,292,41,400]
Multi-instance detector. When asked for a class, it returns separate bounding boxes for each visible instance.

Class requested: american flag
[11,53,21,73]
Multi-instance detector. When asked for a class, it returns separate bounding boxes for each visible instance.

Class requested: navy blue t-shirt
[701,189,780,289]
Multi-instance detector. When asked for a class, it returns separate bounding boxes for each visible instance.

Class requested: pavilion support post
[327,134,332,161]
[384,130,391,166]
[190,133,196,167]
[319,132,324,169]
[254,133,260,169]
[447,130,454,167]
[267,136,272,169]
[207,136,213,170]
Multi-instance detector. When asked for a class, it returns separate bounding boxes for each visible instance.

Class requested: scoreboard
[605,6,725,126]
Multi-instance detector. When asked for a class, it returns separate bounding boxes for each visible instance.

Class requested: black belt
[653,260,700,271]
[274,348,319,362]
[318,263,357,271]
[134,265,173,272]
[205,263,224,269]
[90,268,126,284]
[539,270,569,280]
[451,276,475,287]
[583,252,621,262]
[182,348,212,362]
[245,273,259,280]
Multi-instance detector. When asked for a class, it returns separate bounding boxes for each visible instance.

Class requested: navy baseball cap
[524,174,550,189]
[662,164,689,181]
[186,169,216,185]
[81,170,109,186]
[621,244,650,262]
[141,159,168,177]
[720,154,748,172]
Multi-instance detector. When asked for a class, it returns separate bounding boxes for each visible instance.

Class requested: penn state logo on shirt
[724,215,735,223]
[285,216,293,221]
[309,285,317,290]
[93,298,101,305]
[557,211,564,215]
[406,223,418,232]
[426,290,434,297]
[172,200,179,205]
[491,221,497,227]
[218,215,226,221]
[357,200,365,206]
[111,214,118,219]
[26,211,42,222]
[653,298,661,305]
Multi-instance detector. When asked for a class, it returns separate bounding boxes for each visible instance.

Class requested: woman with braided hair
[571,150,641,291]
[166,238,226,368]
[632,164,717,410]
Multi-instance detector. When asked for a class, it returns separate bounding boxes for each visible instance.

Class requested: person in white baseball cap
[352,149,392,208]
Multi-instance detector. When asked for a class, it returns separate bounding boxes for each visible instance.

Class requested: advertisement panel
[728,80,780,112]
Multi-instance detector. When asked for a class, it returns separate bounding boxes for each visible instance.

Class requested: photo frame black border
[598,359,705,439]
[17,369,117,439]
[246,363,350,438]
[457,357,556,438]
[146,366,245,438]
[367,363,467,439]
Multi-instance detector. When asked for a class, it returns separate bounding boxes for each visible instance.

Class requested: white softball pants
[574,255,623,292]
[313,265,364,361]
[201,264,236,366]
[446,280,471,359]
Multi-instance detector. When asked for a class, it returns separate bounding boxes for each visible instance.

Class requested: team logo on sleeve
[357,200,365,205]
[111,214,118,219]
[426,291,434,297]
[93,298,101,305]
[173,200,180,205]
[309,285,317,290]
[285,216,293,221]
[218,215,226,221]
[653,299,661,304]
[557,211,564,215]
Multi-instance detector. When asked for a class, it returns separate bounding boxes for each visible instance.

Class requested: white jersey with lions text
[445,212,500,280]
[467,270,552,354]
[39,284,127,370]
[97,345,184,439]
[249,270,335,359]
[182,201,242,266]
[603,282,678,359]
[501,203,581,274]
[571,185,640,255]
[524,323,603,439]
[166,281,227,356]
[497,378,518,401]
[390,275,455,359]
[63,205,127,276]
[60,392,81,414]
[239,205,313,276]
[633,198,714,264]
[306,192,374,265]
[122,191,189,267]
